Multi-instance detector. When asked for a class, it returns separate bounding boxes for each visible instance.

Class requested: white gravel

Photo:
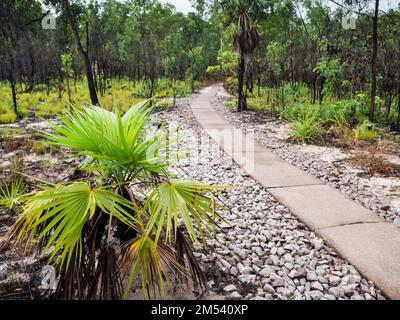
[151,96,386,301]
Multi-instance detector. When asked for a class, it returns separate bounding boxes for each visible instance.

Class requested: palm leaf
[11,182,137,270]
[145,180,227,245]
[122,234,186,300]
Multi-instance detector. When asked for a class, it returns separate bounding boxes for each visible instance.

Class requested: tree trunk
[10,80,17,115]
[66,77,72,103]
[63,0,99,106]
[237,56,247,112]
[369,0,380,121]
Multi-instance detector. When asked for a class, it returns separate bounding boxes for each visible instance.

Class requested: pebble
[223,284,237,293]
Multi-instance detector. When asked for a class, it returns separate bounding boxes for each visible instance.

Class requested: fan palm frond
[122,234,185,299]
[0,178,26,210]
[11,182,137,270]
[145,180,227,244]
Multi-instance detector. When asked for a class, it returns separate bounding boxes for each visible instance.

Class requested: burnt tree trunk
[63,0,99,106]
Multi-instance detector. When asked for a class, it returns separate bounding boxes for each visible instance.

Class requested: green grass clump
[288,109,325,143]
[248,97,269,111]
[0,178,26,211]
[223,99,237,109]
[155,99,174,108]
[353,121,378,143]
[0,109,17,124]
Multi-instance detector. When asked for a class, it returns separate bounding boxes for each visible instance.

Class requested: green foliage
[353,121,378,143]
[61,53,74,78]
[266,41,286,78]
[8,100,228,299]
[136,80,154,99]
[0,78,197,123]
[154,99,174,108]
[207,51,238,92]
[15,181,137,269]
[314,57,343,97]
[223,98,237,109]
[0,90,17,123]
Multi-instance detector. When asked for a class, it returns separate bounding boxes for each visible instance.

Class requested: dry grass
[350,144,400,176]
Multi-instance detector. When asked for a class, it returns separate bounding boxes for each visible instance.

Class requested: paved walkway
[191,85,400,300]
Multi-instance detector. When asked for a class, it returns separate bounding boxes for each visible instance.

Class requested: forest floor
[0,90,392,300]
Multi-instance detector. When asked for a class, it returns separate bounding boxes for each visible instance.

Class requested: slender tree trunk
[369,0,380,121]
[312,75,317,104]
[10,79,17,115]
[63,0,99,105]
[237,56,245,112]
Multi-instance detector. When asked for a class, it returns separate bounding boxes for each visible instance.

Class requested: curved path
[191,84,400,300]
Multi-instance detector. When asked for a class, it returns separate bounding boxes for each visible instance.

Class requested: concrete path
[191,84,400,300]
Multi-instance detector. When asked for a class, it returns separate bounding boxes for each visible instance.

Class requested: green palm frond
[0,178,26,211]
[12,182,137,270]
[145,180,227,245]
[43,101,181,182]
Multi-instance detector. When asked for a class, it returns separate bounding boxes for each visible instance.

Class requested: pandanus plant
[4,101,226,300]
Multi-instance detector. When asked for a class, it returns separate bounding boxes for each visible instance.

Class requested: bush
[4,101,228,300]
[154,99,174,108]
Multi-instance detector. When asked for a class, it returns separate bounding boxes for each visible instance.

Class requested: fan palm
[4,101,227,300]
[221,0,260,112]
[233,8,260,112]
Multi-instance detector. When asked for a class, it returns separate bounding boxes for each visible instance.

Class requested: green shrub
[0,178,26,211]
[248,97,269,111]
[5,101,228,300]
